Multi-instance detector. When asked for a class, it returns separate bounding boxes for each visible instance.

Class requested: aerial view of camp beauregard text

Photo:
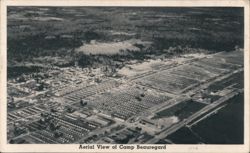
[5,6,246,146]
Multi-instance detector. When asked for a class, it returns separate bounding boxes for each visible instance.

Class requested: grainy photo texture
[7,7,244,144]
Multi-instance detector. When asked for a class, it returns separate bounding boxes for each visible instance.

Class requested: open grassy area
[167,93,244,144]
[155,100,206,120]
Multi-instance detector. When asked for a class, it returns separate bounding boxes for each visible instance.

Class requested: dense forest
[7,7,244,76]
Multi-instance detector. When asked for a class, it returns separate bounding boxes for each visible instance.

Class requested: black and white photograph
[1,0,249,152]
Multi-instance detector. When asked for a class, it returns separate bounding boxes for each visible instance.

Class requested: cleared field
[167,93,244,144]
[195,63,226,75]
[165,127,201,144]
[76,39,151,55]
[196,57,239,71]
[215,51,244,66]
[207,71,243,92]
[137,73,199,94]
[169,64,218,81]
[190,51,243,75]
[155,100,206,121]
